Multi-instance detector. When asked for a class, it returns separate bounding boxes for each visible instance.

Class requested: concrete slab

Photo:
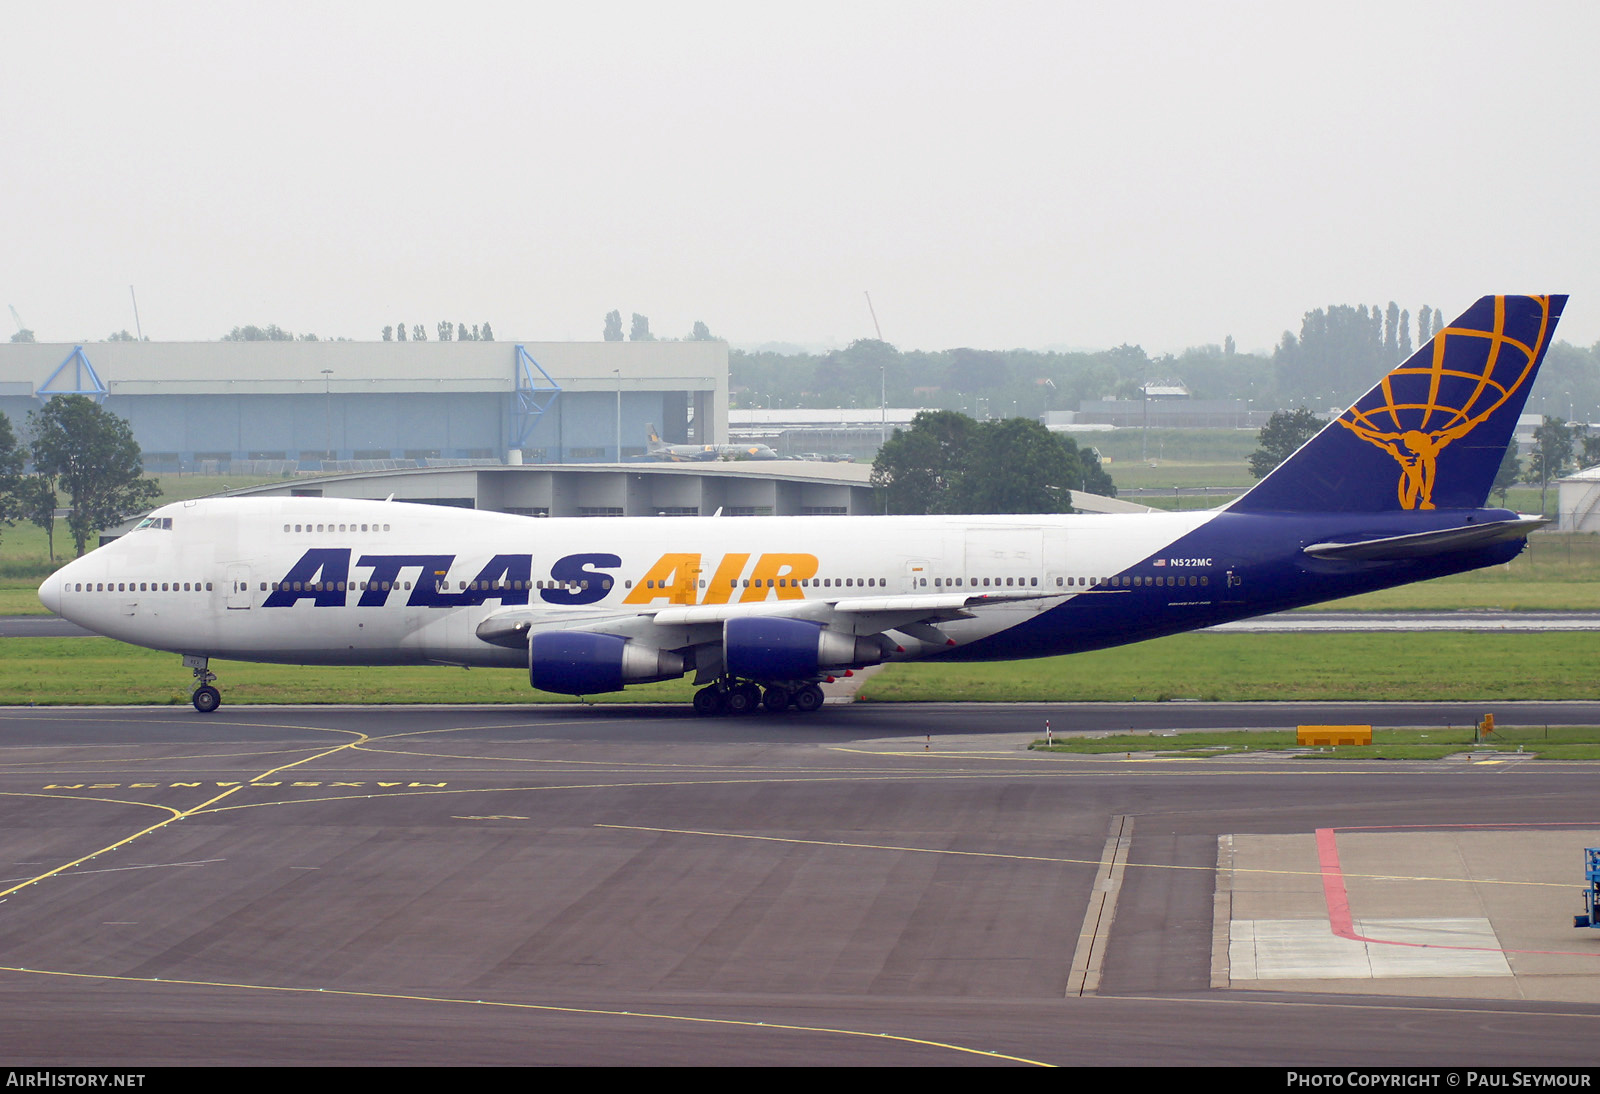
[1218,828,1600,1002]
[1231,918,1511,980]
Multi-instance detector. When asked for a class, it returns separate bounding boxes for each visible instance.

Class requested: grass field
[857,631,1600,703]
[1028,726,1600,760]
[0,637,698,707]
[2,630,1595,707]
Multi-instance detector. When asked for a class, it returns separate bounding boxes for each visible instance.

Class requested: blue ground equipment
[1575,848,1600,929]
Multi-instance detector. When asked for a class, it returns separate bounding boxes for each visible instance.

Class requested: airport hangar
[142,459,1144,523]
[0,337,728,468]
[2,337,1144,522]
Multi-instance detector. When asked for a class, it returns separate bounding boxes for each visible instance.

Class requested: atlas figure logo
[1336,295,1555,510]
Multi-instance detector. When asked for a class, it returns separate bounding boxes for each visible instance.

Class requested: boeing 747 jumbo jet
[38,295,1564,715]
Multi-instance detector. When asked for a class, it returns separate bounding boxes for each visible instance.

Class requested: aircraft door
[964,526,1043,589]
[226,563,252,610]
[903,558,931,591]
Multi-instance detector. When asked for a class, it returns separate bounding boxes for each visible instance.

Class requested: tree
[1491,445,1521,505]
[1533,417,1576,482]
[1248,407,1323,479]
[872,411,1116,515]
[1581,426,1600,471]
[437,321,454,342]
[106,329,138,342]
[27,396,161,557]
[689,320,715,341]
[949,417,1076,514]
[382,325,393,341]
[397,323,407,341]
[0,412,22,546]
[222,324,293,341]
[603,311,623,341]
[1065,434,1115,497]
[411,324,426,341]
[630,313,654,341]
[871,410,975,514]
[9,328,35,343]
[480,321,494,342]
[18,475,57,559]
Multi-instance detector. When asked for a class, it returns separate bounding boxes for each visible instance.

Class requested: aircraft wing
[1301,517,1548,561]
[476,588,1062,650]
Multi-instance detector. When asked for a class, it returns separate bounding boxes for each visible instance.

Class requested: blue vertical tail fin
[1232,294,1566,513]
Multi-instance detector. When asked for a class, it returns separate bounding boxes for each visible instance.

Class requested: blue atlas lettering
[264,549,351,607]
[541,553,620,606]
[355,554,454,607]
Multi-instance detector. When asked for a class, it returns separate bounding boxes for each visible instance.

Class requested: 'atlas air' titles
[263,549,822,609]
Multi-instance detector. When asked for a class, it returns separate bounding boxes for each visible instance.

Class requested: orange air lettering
[622,553,702,605]
[700,553,751,605]
[739,553,818,602]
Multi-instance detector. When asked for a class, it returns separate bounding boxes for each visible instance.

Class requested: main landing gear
[692,678,826,717]
[186,655,221,713]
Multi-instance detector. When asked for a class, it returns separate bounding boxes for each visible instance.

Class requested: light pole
[321,369,333,463]
[880,364,886,447]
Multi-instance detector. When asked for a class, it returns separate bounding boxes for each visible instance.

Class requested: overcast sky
[3,2,1595,355]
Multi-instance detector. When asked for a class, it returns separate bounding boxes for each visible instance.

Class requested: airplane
[643,423,783,461]
[37,295,1564,717]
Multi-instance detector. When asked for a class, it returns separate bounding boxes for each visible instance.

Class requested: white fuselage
[39,496,1220,668]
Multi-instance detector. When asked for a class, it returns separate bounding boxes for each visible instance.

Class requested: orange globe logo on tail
[1336,296,1553,509]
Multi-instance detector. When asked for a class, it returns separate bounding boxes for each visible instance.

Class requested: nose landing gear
[185,655,221,713]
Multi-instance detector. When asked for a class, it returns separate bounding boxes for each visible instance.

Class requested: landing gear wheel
[725,682,761,715]
[692,686,726,716]
[192,685,221,714]
[792,683,824,713]
[761,687,790,713]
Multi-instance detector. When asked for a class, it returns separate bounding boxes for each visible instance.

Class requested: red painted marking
[1315,827,1364,943]
[1314,825,1600,958]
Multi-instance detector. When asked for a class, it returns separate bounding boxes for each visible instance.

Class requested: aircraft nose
[38,568,65,616]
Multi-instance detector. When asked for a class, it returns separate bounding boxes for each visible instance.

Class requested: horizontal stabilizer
[1302,517,1548,561]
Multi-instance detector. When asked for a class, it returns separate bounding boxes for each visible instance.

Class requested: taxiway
[2,703,1598,1066]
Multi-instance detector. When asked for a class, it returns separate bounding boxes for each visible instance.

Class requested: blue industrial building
[0,339,727,470]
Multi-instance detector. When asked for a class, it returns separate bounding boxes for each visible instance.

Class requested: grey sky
[4,2,1595,355]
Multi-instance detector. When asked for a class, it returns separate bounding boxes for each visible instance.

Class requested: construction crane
[8,305,34,342]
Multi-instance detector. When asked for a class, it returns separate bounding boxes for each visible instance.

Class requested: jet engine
[528,631,684,694]
[723,616,883,680]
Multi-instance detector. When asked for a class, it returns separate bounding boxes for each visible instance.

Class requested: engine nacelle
[723,616,883,680]
[529,632,684,695]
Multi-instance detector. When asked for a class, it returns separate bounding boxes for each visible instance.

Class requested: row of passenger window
[284,523,392,533]
[912,575,1210,590]
[69,582,213,592]
[624,577,887,590]
[1073,574,1209,588]
[266,578,607,592]
[68,573,1208,598]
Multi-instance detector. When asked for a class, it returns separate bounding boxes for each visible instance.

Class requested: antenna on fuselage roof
[384,493,394,502]
[711,506,723,517]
